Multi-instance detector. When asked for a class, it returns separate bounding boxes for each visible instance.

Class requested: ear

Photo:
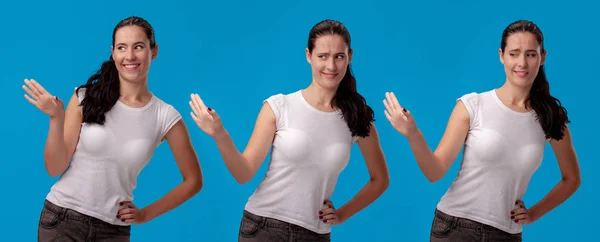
[110,46,116,62]
[305,48,311,64]
[540,49,546,65]
[348,48,353,64]
[152,44,159,60]
[498,48,504,64]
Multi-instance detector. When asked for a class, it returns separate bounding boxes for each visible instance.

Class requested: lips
[123,64,140,71]
[322,72,338,79]
[514,70,528,77]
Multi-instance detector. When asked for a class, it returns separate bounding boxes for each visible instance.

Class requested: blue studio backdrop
[0,0,597,241]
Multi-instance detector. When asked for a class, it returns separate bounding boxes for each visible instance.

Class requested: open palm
[189,93,224,138]
[383,92,417,137]
[22,79,64,117]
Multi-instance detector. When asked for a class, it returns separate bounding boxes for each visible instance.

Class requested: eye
[318,55,326,59]
[509,53,517,57]
[336,55,345,59]
[117,46,126,51]
[135,45,144,50]
[527,53,537,57]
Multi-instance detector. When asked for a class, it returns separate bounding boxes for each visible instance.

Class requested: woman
[24,16,203,241]
[383,20,581,241]
[189,19,389,241]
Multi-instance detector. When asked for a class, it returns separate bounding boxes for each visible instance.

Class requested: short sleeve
[75,87,86,104]
[264,94,286,130]
[457,92,480,128]
[159,104,182,139]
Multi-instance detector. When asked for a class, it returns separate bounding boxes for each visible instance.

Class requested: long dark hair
[307,20,375,138]
[500,20,570,140]
[76,16,156,125]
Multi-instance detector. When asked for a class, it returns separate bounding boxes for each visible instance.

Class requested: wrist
[336,206,349,224]
[406,128,421,142]
[138,207,151,224]
[213,128,229,142]
[528,206,540,223]
[50,111,65,121]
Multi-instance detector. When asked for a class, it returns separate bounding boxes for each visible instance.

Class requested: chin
[509,78,535,89]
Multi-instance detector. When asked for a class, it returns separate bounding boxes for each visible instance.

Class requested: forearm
[529,177,581,222]
[140,177,202,223]
[407,130,445,182]
[213,130,253,183]
[43,115,69,176]
[337,178,389,223]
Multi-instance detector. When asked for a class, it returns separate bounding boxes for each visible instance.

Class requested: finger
[122,218,136,223]
[189,100,201,116]
[190,112,200,122]
[323,218,338,224]
[207,107,219,120]
[511,207,527,215]
[324,200,334,208]
[27,79,46,96]
[24,94,37,106]
[385,92,397,112]
[321,213,337,221]
[383,99,394,115]
[53,96,63,106]
[389,92,403,111]
[193,94,207,110]
[117,208,137,216]
[384,110,393,121]
[119,201,136,209]
[513,213,528,221]
[117,213,136,220]
[403,108,413,121]
[22,84,38,99]
[319,208,336,216]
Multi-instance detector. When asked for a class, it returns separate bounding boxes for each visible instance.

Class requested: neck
[119,78,151,102]
[302,82,338,111]
[496,80,531,109]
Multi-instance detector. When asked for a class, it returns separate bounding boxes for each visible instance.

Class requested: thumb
[402,108,413,121]
[207,107,218,117]
[53,96,63,105]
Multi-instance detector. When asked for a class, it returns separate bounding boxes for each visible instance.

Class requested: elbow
[189,177,203,195]
[426,174,443,183]
[236,176,251,185]
[371,175,390,193]
[46,169,63,177]
[565,174,581,192]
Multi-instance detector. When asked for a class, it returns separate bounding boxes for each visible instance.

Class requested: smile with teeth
[123,64,140,70]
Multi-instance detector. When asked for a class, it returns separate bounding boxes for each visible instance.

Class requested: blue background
[1,0,597,241]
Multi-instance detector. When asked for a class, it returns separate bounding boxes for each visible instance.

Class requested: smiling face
[306,34,352,90]
[111,25,158,84]
[499,31,546,89]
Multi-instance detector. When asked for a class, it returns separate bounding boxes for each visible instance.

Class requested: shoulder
[264,90,300,112]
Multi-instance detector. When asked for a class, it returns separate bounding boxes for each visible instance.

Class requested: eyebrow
[316,52,346,55]
[508,48,537,52]
[115,41,147,46]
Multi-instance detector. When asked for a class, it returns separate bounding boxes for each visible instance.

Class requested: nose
[125,48,136,61]
[325,57,336,71]
[517,54,527,68]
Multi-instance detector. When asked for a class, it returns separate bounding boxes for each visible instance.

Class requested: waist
[42,199,130,228]
[47,179,133,226]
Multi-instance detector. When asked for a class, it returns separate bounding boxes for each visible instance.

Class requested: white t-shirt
[244,90,358,234]
[436,89,548,234]
[46,87,182,226]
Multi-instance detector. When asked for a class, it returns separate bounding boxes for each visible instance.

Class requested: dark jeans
[38,200,131,242]
[430,209,522,242]
[238,210,331,242]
